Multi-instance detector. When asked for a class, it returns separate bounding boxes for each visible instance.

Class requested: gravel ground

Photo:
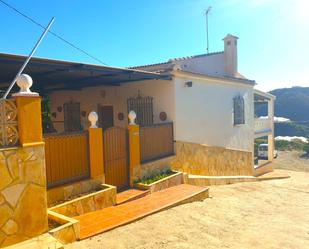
[65,153,309,249]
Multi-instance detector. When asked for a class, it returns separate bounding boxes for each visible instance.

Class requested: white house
[0,34,275,189]
[130,34,276,176]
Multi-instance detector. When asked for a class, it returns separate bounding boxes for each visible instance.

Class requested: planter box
[49,184,116,217]
[47,178,103,207]
[135,171,183,193]
[48,210,80,244]
[48,183,116,244]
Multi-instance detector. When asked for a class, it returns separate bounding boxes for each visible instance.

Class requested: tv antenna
[2,17,55,99]
[205,6,212,54]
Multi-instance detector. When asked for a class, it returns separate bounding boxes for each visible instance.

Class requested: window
[63,101,82,132]
[127,94,153,126]
[233,95,245,125]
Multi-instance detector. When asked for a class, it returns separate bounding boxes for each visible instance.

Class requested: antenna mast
[205,6,212,54]
[2,17,55,99]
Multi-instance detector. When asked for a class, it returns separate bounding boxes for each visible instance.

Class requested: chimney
[223,34,238,77]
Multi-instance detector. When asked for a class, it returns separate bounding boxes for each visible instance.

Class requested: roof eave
[172,69,256,86]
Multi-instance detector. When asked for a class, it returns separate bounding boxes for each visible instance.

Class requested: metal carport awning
[0,53,171,94]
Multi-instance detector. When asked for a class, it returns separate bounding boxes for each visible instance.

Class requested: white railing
[254,118,271,133]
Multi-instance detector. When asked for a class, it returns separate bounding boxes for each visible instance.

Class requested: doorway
[98,105,114,130]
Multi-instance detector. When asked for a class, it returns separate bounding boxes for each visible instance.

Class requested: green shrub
[275,139,307,151]
[41,96,56,133]
[136,169,175,185]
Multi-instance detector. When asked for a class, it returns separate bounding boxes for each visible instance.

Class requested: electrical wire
[0,0,107,65]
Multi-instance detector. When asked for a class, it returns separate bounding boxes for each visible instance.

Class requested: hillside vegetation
[275,122,309,137]
[255,86,309,121]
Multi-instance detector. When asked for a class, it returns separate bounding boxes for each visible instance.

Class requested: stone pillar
[13,74,43,146]
[127,111,141,187]
[88,112,105,181]
[0,74,48,247]
[268,98,275,161]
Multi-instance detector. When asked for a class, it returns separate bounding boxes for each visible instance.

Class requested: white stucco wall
[49,79,175,133]
[174,72,254,152]
[175,53,225,76]
[48,72,254,153]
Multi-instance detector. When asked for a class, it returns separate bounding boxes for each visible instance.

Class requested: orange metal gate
[103,127,129,190]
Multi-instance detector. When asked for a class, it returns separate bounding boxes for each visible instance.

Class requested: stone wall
[170,141,253,176]
[0,144,48,248]
[49,184,116,217]
[140,156,175,179]
[47,178,103,207]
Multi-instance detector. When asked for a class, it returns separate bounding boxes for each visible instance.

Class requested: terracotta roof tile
[128,51,223,69]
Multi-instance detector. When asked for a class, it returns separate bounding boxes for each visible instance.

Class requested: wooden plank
[140,123,174,163]
[103,127,129,190]
[45,132,89,188]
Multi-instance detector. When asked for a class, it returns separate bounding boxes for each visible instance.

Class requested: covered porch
[0,53,175,191]
[253,89,276,170]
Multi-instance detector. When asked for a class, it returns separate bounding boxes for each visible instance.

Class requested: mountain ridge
[255,86,309,138]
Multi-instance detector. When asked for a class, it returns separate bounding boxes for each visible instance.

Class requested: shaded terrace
[0,53,175,189]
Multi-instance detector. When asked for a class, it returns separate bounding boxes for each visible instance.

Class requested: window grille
[127,94,153,126]
[233,95,245,125]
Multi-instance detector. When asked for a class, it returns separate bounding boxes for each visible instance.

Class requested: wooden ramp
[75,184,209,239]
[116,188,150,205]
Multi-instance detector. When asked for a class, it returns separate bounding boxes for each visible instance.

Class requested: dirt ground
[66,152,309,249]
[272,151,309,172]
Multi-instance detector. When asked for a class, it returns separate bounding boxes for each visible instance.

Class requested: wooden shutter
[64,102,81,132]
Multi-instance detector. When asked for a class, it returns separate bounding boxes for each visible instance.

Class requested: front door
[103,127,129,191]
[98,105,114,130]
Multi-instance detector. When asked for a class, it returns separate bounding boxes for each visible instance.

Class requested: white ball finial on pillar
[128,110,137,125]
[88,111,98,128]
[13,74,39,96]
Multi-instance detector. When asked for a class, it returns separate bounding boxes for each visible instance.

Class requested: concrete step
[188,175,257,186]
[75,184,209,239]
[188,171,290,186]
[116,188,150,205]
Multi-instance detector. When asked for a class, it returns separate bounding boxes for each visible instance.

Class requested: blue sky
[0,0,308,91]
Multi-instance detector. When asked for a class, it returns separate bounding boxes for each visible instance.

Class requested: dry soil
[65,152,309,249]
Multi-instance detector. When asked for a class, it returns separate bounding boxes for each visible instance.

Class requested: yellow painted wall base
[14,96,43,146]
[88,128,104,179]
[128,125,141,187]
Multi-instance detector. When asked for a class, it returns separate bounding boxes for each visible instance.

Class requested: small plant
[41,95,56,133]
[136,169,175,185]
